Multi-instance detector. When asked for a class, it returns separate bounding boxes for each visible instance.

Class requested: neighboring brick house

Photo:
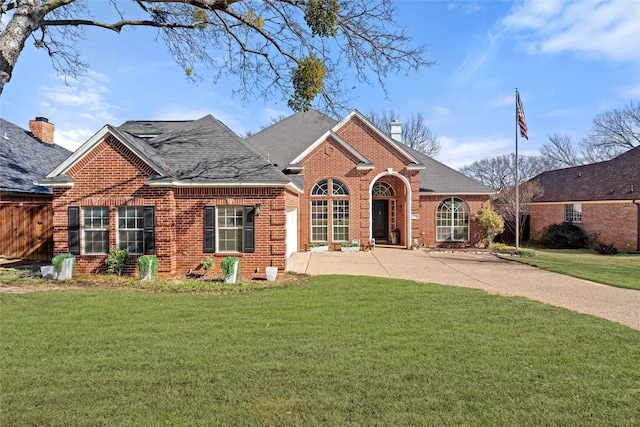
[0,117,71,260]
[246,109,493,251]
[528,145,640,252]
[39,110,493,278]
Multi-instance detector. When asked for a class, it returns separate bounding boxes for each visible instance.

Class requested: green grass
[505,249,640,290]
[2,276,639,426]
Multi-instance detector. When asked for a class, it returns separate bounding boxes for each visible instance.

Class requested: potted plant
[138,255,159,281]
[310,242,329,252]
[221,256,239,283]
[341,241,360,252]
[51,253,75,280]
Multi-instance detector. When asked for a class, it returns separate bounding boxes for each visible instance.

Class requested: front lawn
[506,249,640,290]
[2,275,638,426]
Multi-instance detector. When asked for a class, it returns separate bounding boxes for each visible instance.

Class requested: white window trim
[82,207,109,255]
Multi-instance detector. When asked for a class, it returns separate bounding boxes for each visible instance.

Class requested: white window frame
[83,207,109,254]
[311,200,328,242]
[217,206,244,253]
[436,197,470,241]
[332,200,350,242]
[117,207,145,255]
[564,203,582,223]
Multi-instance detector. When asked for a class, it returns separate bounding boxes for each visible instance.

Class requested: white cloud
[55,127,95,153]
[438,135,512,170]
[451,31,498,85]
[503,0,640,63]
[41,71,117,123]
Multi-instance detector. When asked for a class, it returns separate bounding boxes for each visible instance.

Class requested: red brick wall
[51,135,290,278]
[294,114,491,249]
[529,202,639,251]
[417,195,490,247]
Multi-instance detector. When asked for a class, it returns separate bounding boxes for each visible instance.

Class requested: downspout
[634,199,640,252]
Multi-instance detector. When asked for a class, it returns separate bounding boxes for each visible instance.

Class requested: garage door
[286,208,298,258]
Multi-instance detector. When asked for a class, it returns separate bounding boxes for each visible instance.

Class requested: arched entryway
[369,171,411,248]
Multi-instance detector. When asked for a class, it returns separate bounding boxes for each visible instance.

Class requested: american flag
[516,91,528,140]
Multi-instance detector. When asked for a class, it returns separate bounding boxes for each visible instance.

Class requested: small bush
[472,207,505,247]
[539,222,589,249]
[490,243,536,257]
[138,255,159,280]
[52,254,75,274]
[201,257,215,273]
[589,233,618,255]
[106,248,130,276]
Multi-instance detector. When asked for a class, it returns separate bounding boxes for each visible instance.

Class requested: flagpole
[515,88,520,249]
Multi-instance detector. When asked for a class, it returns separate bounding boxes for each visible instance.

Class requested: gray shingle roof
[125,115,292,184]
[246,109,493,195]
[245,109,338,169]
[530,146,640,202]
[0,118,71,195]
[402,145,493,194]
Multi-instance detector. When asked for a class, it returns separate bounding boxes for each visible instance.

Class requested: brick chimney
[29,117,55,144]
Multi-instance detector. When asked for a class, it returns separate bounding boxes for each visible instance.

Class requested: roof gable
[0,118,71,195]
[245,109,338,170]
[44,125,172,181]
[530,146,640,202]
[332,110,423,166]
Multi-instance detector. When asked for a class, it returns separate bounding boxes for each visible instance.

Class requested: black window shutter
[243,206,255,253]
[143,206,156,255]
[68,206,80,255]
[204,206,216,253]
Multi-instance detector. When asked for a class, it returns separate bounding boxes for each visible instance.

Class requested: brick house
[246,109,493,250]
[528,145,640,252]
[39,110,492,278]
[0,117,70,260]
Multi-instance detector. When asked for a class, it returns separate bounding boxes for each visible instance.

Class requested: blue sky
[1,0,639,169]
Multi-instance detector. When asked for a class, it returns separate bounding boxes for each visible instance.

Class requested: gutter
[634,199,640,252]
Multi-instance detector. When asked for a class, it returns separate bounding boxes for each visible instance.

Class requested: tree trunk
[0,0,43,96]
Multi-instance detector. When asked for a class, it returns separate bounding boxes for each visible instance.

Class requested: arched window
[436,197,469,241]
[312,179,329,196]
[372,181,394,197]
[332,179,349,196]
[311,179,350,242]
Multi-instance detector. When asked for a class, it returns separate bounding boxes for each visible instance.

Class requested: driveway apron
[287,248,640,330]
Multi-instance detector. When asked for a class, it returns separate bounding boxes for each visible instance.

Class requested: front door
[373,200,389,242]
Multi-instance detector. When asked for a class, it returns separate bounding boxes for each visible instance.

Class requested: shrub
[201,257,215,273]
[472,207,505,247]
[138,255,159,280]
[106,248,130,276]
[490,243,536,257]
[221,256,239,281]
[589,233,618,255]
[539,222,589,249]
[52,254,75,274]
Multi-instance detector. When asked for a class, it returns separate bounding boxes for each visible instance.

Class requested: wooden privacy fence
[0,202,53,261]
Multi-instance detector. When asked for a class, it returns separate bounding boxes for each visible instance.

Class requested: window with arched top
[372,181,395,197]
[312,179,329,196]
[311,178,350,242]
[436,197,469,241]
[332,179,349,196]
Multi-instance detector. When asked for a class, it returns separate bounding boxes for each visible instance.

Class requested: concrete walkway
[287,248,640,330]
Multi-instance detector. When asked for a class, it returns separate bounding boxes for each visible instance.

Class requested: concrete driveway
[287,248,640,330]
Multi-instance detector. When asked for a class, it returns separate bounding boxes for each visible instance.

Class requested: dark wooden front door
[372,200,388,242]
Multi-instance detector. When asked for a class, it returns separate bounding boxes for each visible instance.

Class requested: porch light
[255,203,261,215]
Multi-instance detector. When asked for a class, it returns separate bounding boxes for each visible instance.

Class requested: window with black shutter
[68,206,80,255]
[204,206,216,253]
[243,205,255,253]
[144,206,156,254]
